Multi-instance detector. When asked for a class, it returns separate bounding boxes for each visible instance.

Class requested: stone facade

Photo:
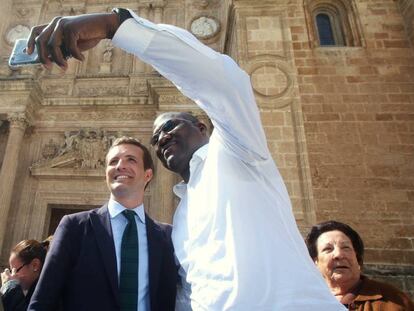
[0,0,413,297]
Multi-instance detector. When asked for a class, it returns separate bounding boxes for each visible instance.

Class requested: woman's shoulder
[360,275,414,308]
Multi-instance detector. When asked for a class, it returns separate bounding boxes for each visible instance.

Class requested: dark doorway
[48,204,99,236]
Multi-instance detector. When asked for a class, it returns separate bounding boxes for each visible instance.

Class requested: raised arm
[27,9,269,162]
[114,11,269,162]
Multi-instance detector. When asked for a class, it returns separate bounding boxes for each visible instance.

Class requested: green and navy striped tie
[120,210,139,311]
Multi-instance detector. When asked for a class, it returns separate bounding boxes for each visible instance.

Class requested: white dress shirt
[113,12,346,311]
[107,198,150,311]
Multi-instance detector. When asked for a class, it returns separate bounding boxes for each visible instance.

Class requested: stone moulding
[245,56,294,109]
[30,167,105,178]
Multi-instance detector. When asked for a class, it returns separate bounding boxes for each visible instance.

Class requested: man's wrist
[109,8,133,39]
[106,12,120,39]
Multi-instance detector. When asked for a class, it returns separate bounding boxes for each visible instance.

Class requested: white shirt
[107,198,150,311]
[113,12,346,311]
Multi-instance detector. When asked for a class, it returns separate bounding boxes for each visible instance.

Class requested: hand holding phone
[8,38,40,68]
[8,38,73,68]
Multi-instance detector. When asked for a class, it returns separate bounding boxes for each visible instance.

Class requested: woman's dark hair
[11,239,48,265]
[305,220,364,266]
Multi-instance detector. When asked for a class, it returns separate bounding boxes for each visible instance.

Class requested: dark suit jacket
[28,204,177,311]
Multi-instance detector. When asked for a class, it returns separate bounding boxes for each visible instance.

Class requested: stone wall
[289,0,414,295]
[398,0,414,46]
[297,0,414,263]
[365,264,414,298]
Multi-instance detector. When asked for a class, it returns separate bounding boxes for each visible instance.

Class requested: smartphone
[8,38,40,68]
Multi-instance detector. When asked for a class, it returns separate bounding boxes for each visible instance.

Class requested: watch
[112,8,133,25]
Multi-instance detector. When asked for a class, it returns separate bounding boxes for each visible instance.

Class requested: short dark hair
[305,220,364,266]
[161,112,199,123]
[108,136,154,172]
[175,112,200,124]
[12,239,48,265]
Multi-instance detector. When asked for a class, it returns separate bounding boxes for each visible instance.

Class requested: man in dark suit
[28,137,177,311]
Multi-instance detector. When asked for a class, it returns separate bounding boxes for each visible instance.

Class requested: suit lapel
[90,204,120,305]
[146,214,163,305]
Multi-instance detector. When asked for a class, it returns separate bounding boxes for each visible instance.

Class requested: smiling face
[315,230,361,290]
[105,143,153,208]
[152,113,208,182]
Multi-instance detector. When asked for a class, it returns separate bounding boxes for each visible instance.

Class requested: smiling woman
[306,221,414,310]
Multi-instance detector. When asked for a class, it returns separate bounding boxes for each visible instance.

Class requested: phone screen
[8,38,40,68]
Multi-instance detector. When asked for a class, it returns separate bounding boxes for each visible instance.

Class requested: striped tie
[120,210,139,311]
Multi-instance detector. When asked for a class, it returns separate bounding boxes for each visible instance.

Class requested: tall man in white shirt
[28,137,177,311]
[27,9,346,311]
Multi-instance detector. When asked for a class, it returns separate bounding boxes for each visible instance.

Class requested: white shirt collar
[191,143,208,163]
[173,144,209,198]
[107,197,146,224]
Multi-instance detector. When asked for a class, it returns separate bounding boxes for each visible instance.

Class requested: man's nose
[158,131,172,146]
[115,159,126,170]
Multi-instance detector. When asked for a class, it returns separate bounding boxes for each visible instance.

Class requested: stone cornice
[233,0,287,7]
[0,77,37,92]
[30,167,105,178]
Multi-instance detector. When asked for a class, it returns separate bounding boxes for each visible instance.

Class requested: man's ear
[144,169,153,184]
[197,122,207,134]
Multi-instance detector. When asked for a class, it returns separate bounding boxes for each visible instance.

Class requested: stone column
[0,113,29,252]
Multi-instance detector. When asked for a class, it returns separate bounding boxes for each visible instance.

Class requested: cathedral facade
[0,0,413,296]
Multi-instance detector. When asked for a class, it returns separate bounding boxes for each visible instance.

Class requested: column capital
[7,112,32,129]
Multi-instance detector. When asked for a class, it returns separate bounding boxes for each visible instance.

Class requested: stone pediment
[30,128,117,177]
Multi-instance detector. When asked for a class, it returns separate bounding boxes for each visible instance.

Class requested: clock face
[6,25,30,46]
[190,16,220,39]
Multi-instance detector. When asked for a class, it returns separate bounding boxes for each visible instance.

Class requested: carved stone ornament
[16,8,31,18]
[190,16,220,40]
[31,129,118,171]
[42,139,59,159]
[8,113,30,129]
[102,40,114,63]
[196,0,210,8]
[5,25,30,46]
[150,0,167,9]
